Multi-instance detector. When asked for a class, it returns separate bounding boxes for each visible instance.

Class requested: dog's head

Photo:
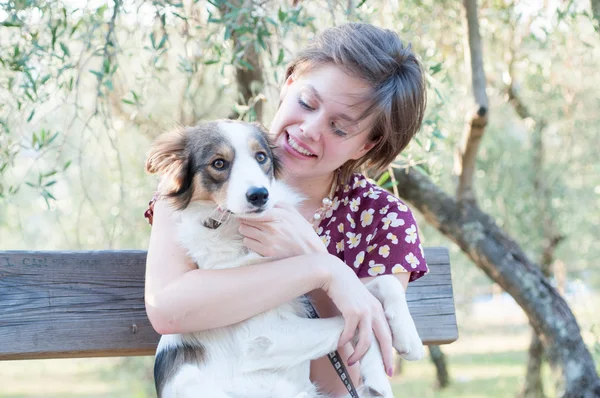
[146,120,282,214]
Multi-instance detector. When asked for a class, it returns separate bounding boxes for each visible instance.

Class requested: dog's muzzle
[246,186,269,208]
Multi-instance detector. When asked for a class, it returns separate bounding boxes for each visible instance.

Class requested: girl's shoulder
[333,173,413,220]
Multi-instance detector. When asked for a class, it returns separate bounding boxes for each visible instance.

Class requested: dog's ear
[146,128,193,201]
[270,144,283,179]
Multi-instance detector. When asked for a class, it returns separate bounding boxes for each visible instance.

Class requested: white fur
[155,123,424,398]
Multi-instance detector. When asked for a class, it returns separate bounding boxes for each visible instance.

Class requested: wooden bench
[0,248,457,360]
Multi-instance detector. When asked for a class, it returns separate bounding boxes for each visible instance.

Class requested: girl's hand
[321,256,394,376]
[238,202,327,258]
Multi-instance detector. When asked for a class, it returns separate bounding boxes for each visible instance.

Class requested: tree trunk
[592,0,600,28]
[521,330,546,398]
[391,167,600,398]
[428,345,450,389]
[454,0,489,204]
[219,0,264,122]
[507,59,567,398]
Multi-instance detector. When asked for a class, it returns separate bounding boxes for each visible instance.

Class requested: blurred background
[0,0,598,397]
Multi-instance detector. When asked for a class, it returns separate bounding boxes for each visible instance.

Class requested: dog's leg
[355,335,394,398]
[242,316,345,372]
[365,275,425,361]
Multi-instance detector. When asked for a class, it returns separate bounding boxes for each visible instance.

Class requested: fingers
[339,315,359,349]
[372,314,394,376]
[347,316,372,366]
[238,223,264,241]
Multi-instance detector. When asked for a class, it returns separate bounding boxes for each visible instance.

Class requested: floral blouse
[318,174,428,283]
[144,173,428,283]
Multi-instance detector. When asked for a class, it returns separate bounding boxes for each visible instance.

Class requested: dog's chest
[175,208,260,269]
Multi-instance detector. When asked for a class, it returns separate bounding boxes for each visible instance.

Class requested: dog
[145,119,425,398]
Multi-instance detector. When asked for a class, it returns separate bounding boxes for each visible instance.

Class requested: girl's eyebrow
[305,84,356,124]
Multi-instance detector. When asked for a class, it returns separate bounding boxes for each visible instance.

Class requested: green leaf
[376,171,390,186]
[158,34,168,50]
[27,110,35,122]
[90,70,104,80]
[60,42,70,57]
[203,59,219,65]
[122,98,134,105]
[429,62,443,75]
[63,160,72,170]
[238,59,254,70]
[278,8,286,22]
[277,48,285,65]
[44,181,57,187]
[150,32,156,49]
[1,20,23,28]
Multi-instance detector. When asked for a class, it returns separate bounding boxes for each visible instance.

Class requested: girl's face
[270,64,376,181]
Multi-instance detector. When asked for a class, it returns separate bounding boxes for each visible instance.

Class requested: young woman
[144,22,429,396]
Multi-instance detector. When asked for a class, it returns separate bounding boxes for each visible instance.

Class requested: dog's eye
[212,159,226,169]
[256,152,267,164]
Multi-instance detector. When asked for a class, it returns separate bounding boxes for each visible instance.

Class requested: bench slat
[0,248,457,360]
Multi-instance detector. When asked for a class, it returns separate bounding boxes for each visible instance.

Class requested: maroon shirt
[145,174,428,283]
[317,174,428,283]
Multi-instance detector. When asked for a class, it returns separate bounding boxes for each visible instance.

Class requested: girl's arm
[145,199,332,334]
[309,273,411,397]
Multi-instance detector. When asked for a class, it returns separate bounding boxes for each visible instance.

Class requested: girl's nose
[300,115,325,141]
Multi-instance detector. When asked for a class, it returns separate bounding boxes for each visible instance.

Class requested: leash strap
[305,302,360,398]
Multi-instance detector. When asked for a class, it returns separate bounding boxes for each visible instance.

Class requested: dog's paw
[358,383,393,398]
[389,318,425,361]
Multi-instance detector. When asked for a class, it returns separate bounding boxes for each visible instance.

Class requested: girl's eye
[331,122,347,138]
[256,152,267,164]
[212,159,226,169]
[298,98,314,111]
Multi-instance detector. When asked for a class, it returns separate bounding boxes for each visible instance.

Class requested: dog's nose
[246,187,269,207]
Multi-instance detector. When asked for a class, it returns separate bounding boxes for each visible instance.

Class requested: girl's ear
[279,73,295,102]
[145,128,191,198]
[350,137,380,160]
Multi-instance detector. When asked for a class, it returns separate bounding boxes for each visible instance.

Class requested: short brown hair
[285,23,427,185]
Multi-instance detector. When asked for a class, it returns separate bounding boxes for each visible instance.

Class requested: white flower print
[405,225,417,244]
[419,243,425,258]
[353,251,365,268]
[367,260,386,276]
[378,245,390,258]
[343,197,349,206]
[360,209,375,227]
[366,228,378,244]
[382,212,405,230]
[350,197,361,212]
[336,240,344,253]
[353,177,367,189]
[405,252,420,269]
[346,213,356,228]
[392,263,407,274]
[321,234,331,248]
[386,232,398,244]
[367,244,378,253]
[332,197,341,210]
[397,201,408,212]
[367,188,381,199]
[337,223,344,233]
[379,205,390,215]
[317,226,323,235]
[343,184,351,193]
[346,232,362,249]
[386,195,398,203]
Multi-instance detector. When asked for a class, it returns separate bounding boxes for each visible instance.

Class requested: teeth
[288,134,315,156]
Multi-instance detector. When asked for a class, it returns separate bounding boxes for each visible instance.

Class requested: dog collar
[203,207,231,229]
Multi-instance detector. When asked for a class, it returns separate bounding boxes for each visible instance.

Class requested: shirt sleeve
[349,194,429,283]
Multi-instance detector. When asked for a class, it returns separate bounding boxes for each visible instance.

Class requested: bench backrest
[0,248,457,360]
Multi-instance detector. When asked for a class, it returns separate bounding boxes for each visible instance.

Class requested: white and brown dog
[145,120,424,398]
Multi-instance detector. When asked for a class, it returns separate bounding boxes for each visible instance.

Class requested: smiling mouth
[287,132,316,157]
